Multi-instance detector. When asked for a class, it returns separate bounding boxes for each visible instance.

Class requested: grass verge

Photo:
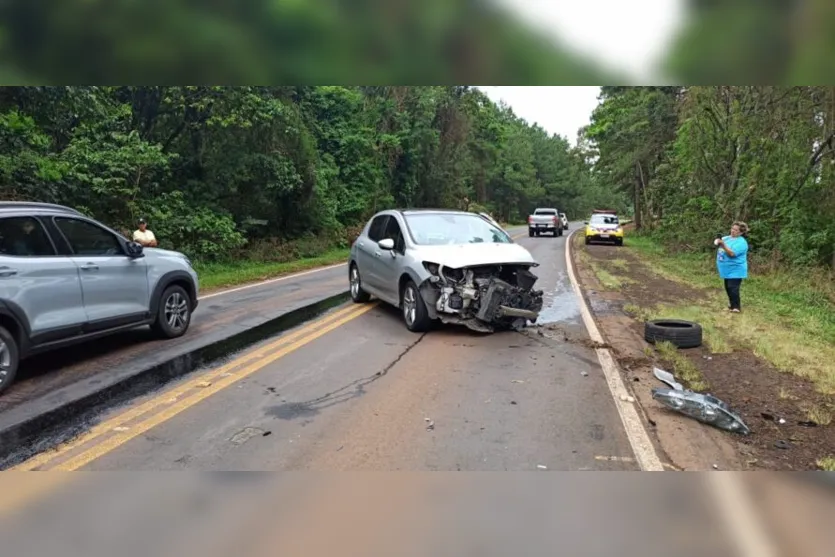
[817,456,835,471]
[626,234,835,396]
[195,249,350,292]
[654,340,710,391]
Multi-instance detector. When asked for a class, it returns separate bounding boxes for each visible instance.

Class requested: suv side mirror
[126,241,145,258]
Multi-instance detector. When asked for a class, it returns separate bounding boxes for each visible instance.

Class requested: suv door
[355,214,390,293]
[0,216,88,344]
[52,216,150,331]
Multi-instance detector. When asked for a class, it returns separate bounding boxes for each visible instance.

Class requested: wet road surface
[13,224,640,471]
[1,223,800,557]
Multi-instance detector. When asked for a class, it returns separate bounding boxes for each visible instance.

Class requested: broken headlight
[423,261,440,276]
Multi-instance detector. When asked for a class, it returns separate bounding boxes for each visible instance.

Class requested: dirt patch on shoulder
[571,233,834,471]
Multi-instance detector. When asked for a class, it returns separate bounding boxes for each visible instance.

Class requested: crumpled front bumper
[419,266,544,333]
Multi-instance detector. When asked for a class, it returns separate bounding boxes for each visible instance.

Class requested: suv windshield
[405,213,512,245]
[590,214,619,226]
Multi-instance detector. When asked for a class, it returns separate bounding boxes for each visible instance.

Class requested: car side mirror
[378,238,395,251]
[126,241,144,258]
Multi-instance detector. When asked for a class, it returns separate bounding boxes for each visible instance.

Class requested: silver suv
[0,202,199,394]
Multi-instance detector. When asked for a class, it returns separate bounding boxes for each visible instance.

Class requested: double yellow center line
[11,301,378,472]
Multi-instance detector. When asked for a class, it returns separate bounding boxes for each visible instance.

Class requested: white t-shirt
[133,229,156,244]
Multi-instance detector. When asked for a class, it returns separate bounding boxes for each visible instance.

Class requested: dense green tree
[0,86,612,261]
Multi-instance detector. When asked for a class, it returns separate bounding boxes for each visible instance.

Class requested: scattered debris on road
[653,367,683,391]
[652,388,751,435]
[537,464,548,470]
[425,417,435,431]
[197,381,213,388]
[113,426,129,432]
[650,366,750,434]
[511,379,526,384]
[774,440,791,450]
[619,394,635,403]
[230,427,264,445]
[581,371,589,377]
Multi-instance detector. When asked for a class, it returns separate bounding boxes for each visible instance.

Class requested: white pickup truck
[527,208,563,237]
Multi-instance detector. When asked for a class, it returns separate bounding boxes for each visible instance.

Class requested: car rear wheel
[401,280,431,332]
[151,285,192,339]
[528,229,534,237]
[350,264,371,303]
[0,326,20,395]
[615,238,623,246]
[584,236,590,245]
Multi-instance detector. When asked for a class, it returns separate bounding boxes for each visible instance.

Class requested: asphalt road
[13,224,640,472]
[0,223,789,557]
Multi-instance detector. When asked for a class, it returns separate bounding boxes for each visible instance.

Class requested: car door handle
[374,251,381,258]
[80,263,99,271]
[0,267,17,277]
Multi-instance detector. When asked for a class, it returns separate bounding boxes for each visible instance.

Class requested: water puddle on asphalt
[536,274,582,325]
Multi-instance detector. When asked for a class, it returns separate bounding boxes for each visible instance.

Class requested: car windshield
[405,213,512,245]
[590,214,619,226]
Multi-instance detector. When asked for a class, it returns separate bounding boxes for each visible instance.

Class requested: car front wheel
[401,280,432,332]
[151,285,192,339]
[0,326,20,395]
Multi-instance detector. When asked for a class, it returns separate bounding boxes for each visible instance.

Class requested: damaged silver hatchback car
[349,209,544,333]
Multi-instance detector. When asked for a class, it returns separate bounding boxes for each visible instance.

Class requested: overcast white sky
[479,1,685,145]
[478,87,602,144]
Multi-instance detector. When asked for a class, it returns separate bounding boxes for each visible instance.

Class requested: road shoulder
[570,229,835,471]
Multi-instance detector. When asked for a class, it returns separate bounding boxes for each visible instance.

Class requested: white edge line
[705,473,778,557]
[563,228,665,472]
[198,262,347,301]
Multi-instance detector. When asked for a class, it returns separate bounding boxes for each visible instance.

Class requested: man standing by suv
[133,218,158,247]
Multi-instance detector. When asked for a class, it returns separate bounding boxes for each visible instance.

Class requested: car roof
[396,208,475,217]
[0,201,83,216]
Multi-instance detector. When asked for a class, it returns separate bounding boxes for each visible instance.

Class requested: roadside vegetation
[626,233,835,396]
[0,86,621,291]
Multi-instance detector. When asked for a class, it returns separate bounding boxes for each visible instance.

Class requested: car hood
[413,242,538,268]
[145,247,188,259]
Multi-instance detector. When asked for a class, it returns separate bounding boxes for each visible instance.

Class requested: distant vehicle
[0,202,199,395]
[584,212,624,246]
[527,208,563,237]
[349,209,544,334]
[559,213,569,230]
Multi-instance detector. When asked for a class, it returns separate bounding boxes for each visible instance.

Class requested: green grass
[655,340,710,392]
[626,233,835,395]
[817,456,835,471]
[195,248,350,292]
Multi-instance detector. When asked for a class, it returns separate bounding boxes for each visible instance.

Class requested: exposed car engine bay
[419,263,544,333]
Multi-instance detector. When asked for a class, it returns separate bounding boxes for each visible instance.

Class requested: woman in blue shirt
[715,221,749,313]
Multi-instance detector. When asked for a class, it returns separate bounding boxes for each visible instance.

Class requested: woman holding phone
[715,222,749,313]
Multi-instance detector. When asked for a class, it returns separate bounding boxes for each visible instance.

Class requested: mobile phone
[715,233,723,240]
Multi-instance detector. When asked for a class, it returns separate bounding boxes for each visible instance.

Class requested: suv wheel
[0,326,20,395]
[152,285,192,339]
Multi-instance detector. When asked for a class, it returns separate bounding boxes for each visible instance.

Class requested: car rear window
[534,209,557,215]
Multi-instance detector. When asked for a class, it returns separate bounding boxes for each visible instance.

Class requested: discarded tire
[644,319,703,349]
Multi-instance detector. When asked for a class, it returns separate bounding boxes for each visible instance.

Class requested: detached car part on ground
[349,209,544,333]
